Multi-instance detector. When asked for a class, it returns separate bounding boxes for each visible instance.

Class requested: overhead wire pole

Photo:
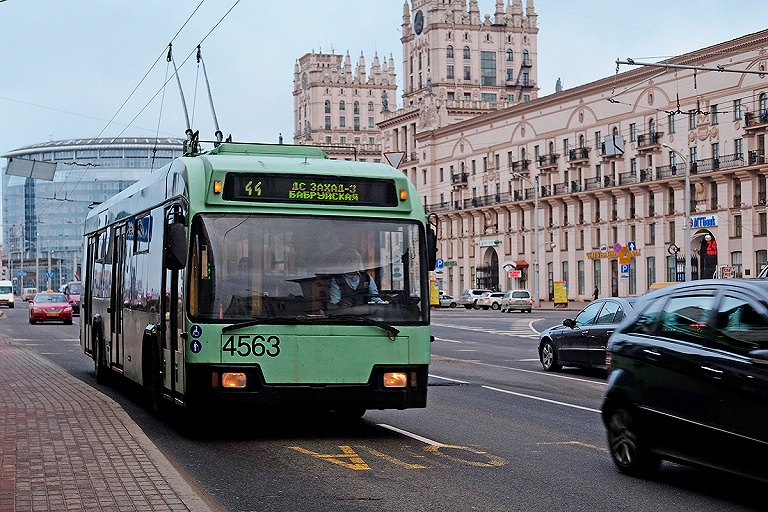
[196,45,223,145]
[513,172,540,308]
[663,144,692,283]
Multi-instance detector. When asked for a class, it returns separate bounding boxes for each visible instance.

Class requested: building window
[339,100,345,111]
[354,102,360,114]
[732,251,743,278]
[711,104,718,125]
[734,214,743,238]
[668,220,675,244]
[593,259,601,292]
[325,116,331,130]
[368,101,374,112]
[506,68,513,81]
[760,213,767,236]
[463,66,471,80]
[735,138,744,159]
[594,131,601,149]
[480,51,496,86]
[649,222,656,245]
[757,250,768,275]
[688,110,697,130]
[463,46,470,59]
[629,123,637,142]
[734,99,743,120]
[447,45,454,58]
[324,100,331,113]
[647,257,656,291]
[506,48,513,61]
[339,116,346,128]
[353,117,360,130]
[522,69,530,87]
[447,65,454,79]
[734,179,742,206]
[577,260,585,295]
[368,117,375,128]
[481,93,497,102]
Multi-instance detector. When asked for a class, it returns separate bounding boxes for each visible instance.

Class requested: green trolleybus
[81,143,435,416]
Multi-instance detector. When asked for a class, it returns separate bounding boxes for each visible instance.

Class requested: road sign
[619,246,631,265]
[620,264,630,274]
[46,272,54,278]
[18,271,26,277]
[435,258,444,269]
[383,151,406,169]
[434,268,444,278]
[627,241,637,251]
[613,243,622,253]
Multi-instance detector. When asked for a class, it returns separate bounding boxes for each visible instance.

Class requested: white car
[438,294,458,308]
[500,289,533,313]
[478,291,506,310]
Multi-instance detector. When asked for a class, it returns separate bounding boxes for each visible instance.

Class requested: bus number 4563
[222,335,280,357]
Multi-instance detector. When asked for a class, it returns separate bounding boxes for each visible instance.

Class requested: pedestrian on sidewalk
[593,286,599,301]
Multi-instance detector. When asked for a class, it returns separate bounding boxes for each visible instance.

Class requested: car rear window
[512,291,529,298]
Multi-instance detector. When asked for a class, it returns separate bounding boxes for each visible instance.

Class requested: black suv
[602,279,768,482]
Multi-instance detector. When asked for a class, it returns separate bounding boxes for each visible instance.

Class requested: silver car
[500,289,533,313]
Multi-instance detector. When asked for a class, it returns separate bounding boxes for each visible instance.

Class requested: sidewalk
[0,335,213,512]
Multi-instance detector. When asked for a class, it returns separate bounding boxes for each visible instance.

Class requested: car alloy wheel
[606,407,660,477]
[540,340,562,371]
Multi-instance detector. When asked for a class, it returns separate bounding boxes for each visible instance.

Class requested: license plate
[46,313,59,317]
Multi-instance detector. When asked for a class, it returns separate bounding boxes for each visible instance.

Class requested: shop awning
[502,260,529,270]
[514,260,529,269]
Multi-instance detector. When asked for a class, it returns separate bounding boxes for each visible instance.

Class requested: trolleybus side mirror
[427,227,437,271]
[165,223,187,270]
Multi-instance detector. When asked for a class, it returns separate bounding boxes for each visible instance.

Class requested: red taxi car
[28,291,73,325]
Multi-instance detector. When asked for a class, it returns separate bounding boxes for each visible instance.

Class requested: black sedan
[538,297,636,372]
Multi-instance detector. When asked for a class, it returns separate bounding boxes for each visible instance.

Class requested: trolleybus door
[162,207,184,398]
[110,223,127,370]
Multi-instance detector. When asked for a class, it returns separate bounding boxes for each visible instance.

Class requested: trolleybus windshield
[188,214,427,324]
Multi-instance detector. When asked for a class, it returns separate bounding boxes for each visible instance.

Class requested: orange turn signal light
[222,372,247,388]
[213,180,223,194]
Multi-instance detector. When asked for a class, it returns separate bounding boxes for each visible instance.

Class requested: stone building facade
[420,29,768,300]
[293,51,397,161]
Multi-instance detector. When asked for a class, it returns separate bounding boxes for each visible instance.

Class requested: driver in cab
[329,249,382,307]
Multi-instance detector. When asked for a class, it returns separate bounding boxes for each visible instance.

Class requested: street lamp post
[662,143,692,282]
[513,172,540,308]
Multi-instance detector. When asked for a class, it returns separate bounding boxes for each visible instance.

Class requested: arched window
[649,118,656,134]
[324,100,331,114]
[506,49,513,61]
[463,46,471,59]
[354,101,360,114]
[339,100,345,111]
[447,45,454,58]
[579,135,585,148]
[368,101,374,112]
[548,141,554,154]
[761,92,768,114]
[523,50,529,64]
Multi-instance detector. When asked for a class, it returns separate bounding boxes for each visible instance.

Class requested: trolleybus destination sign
[223,173,398,207]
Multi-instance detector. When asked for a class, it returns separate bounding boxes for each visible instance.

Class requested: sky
[2,0,768,157]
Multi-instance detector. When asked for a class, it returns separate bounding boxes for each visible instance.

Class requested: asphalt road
[2,305,766,511]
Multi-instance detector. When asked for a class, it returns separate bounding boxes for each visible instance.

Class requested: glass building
[1,137,184,292]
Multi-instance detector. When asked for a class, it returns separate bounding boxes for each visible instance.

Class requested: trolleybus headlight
[222,372,247,388]
[383,372,408,388]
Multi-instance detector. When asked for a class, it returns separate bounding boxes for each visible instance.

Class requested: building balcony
[538,153,558,170]
[511,159,530,174]
[451,172,469,187]
[744,110,768,132]
[567,147,589,164]
[636,132,662,151]
[749,150,766,166]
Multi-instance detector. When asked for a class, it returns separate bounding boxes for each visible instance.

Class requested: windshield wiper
[222,314,400,337]
[222,315,328,333]
[327,314,400,337]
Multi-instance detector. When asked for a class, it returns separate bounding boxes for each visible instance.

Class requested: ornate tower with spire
[293,49,397,161]
[381,0,539,163]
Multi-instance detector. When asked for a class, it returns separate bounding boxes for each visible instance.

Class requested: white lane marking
[456,349,477,352]
[377,423,445,447]
[432,321,542,338]
[428,374,469,384]
[432,355,605,386]
[433,337,475,344]
[516,358,540,362]
[483,385,601,413]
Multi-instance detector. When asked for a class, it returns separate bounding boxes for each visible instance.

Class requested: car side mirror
[749,349,768,366]
[563,318,576,328]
